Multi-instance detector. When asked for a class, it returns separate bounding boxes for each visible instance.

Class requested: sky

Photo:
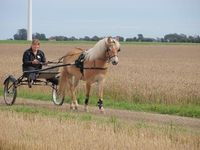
[0,0,200,40]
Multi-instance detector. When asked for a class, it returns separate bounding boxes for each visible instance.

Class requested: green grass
[18,89,52,101]
[0,104,97,122]
[0,87,199,118]
[0,40,31,44]
[102,98,200,118]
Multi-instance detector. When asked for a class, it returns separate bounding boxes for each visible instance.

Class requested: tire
[4,76,17,105]
[52,85,64,105]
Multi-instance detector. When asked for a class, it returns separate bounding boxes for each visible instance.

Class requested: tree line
[12,28,200,43]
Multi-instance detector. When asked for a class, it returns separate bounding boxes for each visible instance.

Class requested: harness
[75,53,86,74]
[74,51,109,76]
[58,45,118,76]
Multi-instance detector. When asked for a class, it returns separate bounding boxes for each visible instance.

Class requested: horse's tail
[58,67,68,96]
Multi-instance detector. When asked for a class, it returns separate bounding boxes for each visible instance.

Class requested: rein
[44,45,116,76]
[23,63,74,74]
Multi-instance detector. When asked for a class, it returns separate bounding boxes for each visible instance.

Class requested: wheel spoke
[52,85,64,105]
[4,77,17,105]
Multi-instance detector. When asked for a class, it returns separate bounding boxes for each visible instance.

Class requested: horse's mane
[84,38,107,61]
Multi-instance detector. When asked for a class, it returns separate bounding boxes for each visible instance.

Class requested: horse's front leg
[84,82,91,112]
[97,80,105,112]
[69,76,79,110]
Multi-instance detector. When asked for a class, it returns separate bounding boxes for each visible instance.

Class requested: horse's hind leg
[84,82,91,112]
[69,76,79,110]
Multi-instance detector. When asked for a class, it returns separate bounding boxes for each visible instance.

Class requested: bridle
[105,45,120,62]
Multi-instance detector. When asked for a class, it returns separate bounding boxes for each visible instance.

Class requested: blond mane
[84,38,107,61]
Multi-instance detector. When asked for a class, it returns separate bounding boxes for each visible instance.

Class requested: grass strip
[0,87,199,118]
[0,104,97,122]
[1,104,198,136]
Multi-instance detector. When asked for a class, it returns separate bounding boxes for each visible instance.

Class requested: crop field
[0,42,200,105]
[0,107,199,150]
[0,41,200,149]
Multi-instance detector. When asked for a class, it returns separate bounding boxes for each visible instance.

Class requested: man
[22,39,46,87]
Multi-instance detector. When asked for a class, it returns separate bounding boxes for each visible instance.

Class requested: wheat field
[0,43,200,104]
[0,109,199,150]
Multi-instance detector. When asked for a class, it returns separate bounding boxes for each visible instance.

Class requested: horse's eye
[107,47,112,51]
[118,48,121,52]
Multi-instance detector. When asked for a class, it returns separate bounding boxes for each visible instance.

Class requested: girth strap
[74,53,108,76]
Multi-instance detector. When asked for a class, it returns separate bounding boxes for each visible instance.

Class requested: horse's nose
[111,56,119,65]
[112,61,118,65]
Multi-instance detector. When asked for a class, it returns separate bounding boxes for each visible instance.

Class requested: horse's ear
[107,37,112,44]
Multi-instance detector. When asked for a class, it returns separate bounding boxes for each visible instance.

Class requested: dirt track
[0,97,200,131]
[0,97,200,130]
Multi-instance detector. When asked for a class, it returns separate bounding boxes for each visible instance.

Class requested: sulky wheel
[3,76,17,105]
[52,84,64,105]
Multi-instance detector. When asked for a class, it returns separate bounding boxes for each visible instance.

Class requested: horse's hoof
[99,107,105,114]
[74,102,78,110]
[70,102,78,111]
[70,104,75,110]
[75,105,78,111]
[84,105,88,112]
[70,106,74,110]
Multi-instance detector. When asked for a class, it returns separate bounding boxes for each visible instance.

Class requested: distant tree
[40,33,46,40]
[116,36,124,42]
[160,38,165,42]
[83,36,90,41]
[125,38,134,42]
[13,28,27,40]
[143,37,155,42]
[164,33,187,42]
[164,33,177,42]
[32,33,46,40]
[57,36,65,41]
[13,34,20,40]
[137,34,144,41]
[68,36,77,41]
[179,34,187,42]
[91,36,100,41]
[188,36,194,43]
[193,35,200,43]
[63,36,69,41]
[133,37,137,41]
[125,37,138,42]
[125,35,155,42]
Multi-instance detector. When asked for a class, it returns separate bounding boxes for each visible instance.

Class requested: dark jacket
[22,48,46,71]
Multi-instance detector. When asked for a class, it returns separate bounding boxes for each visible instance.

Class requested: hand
[41,62,48,66]
[32,59,40,64]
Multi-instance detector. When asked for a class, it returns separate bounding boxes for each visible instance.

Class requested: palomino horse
[59,37,121,112]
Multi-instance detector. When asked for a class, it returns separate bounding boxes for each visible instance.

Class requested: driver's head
[31,39,40,52]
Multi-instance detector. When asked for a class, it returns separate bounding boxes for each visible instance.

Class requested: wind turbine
[27,0,32,41]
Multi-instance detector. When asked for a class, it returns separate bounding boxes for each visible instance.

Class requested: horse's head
[105,37,121,65]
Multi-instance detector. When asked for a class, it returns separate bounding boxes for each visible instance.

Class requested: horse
[59,37,121,112]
